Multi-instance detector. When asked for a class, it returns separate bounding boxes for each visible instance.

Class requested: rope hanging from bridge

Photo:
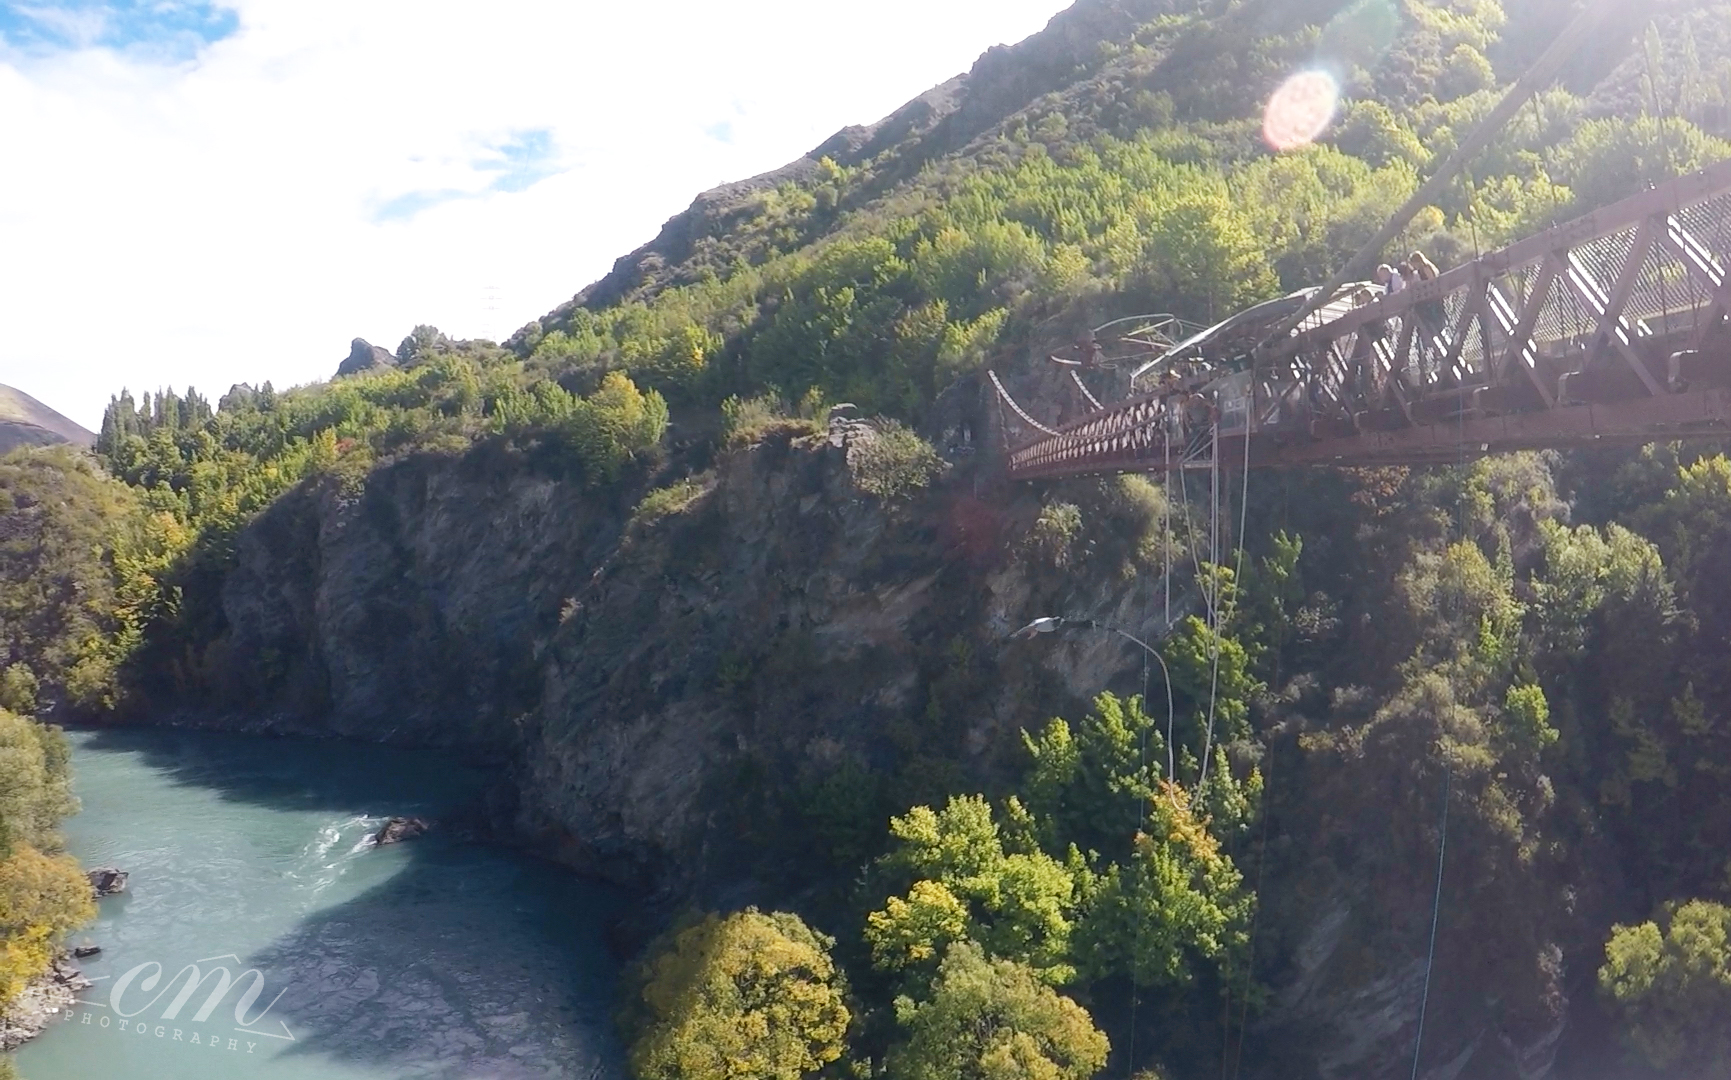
[988,370,1061,436]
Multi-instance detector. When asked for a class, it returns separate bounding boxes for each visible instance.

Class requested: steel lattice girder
[1005,158,1731,479]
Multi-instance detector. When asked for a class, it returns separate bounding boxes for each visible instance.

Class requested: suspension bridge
[996,157,1731,480]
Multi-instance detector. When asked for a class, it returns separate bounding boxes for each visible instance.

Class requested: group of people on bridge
[1342,250,1451,411]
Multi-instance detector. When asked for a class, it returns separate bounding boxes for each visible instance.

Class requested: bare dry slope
[0,384,95,455]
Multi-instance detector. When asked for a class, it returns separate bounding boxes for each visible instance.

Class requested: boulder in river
[86,868,127,897]
[373,816,430,845]
[72,945,100,959]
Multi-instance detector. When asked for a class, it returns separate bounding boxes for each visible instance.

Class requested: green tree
[887,942,1108,1080]
[563,371,670,482]
[0,669,35,717]
[0,447,145,714]
[1022,693,1167,861]
[0,707,93,1007]
[1600,899,1731,1073]
[1555,115,1731,214]
[625,909,851,1080]
[1129,186,1276,323]
[847,422,946,501]
[868,796,1079,985]
[1070,780,1254,989]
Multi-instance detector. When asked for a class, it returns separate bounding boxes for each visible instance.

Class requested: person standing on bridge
[1408,251,1448,376]
[1350,287,1385,407]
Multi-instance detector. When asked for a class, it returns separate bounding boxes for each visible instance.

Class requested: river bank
[0,958,91,1053]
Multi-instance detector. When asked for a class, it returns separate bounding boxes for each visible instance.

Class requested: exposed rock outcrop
[86,867,127,897]
[199,431,1141,887]
[336,338,397,378]
[373,816,430,845]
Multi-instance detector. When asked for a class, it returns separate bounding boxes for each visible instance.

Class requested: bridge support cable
[1164,435,1172,629]
[988,370,1062,437]
[1069,370,1106,412]
[1410,767,1453,1080]
[1198,417,1255,789]
[1199,423,1225,786]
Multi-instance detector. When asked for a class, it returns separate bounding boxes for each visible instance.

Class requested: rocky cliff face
[214,442,630,747]
[209,423,1148,884]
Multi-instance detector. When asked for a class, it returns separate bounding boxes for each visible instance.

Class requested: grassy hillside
[0,385,94,456]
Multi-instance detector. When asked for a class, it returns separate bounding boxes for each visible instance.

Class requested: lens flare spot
[1263,70,1340,152]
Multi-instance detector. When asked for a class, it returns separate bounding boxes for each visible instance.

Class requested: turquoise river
[15,728,626,1079]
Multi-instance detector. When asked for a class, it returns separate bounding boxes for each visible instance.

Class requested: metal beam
[1660,216,1731,351]
[1005,160,1731,481]
[1485,269,1558,406]
[1393,317,1418,390]
[1441,279,1487,379]
[1264,386,1731,469]
[1583,217,1659,372]
[1560,253,1666,396]
[1264,159,1731,369]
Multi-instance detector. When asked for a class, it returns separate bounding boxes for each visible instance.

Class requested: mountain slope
[66,1,1731,1078]
[0,384,95,455]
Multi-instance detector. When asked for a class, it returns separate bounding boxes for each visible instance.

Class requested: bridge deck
[1004,159,1731,478]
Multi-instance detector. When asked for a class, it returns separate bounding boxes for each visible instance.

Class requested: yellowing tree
[888,942,1107,1080]
[0,843,95,1003]
[627,909,850,1080]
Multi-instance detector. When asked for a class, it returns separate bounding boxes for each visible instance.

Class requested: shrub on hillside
[719,393,822,449]
[1028,502,1083,568]
[848,422,946,501]
[632,478,711,529]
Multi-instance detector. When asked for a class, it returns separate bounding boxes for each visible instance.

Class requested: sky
[0,0,1071,431]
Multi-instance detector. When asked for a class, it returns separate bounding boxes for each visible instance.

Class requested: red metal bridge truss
[1001,159,1731,479]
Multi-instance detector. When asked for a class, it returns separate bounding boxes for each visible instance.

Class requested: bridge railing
[1005,157,1731,479]
[1259,157,1731,424]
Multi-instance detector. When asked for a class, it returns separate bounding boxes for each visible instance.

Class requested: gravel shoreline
[0,956,92,1052]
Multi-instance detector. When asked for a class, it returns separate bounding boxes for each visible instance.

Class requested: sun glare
[1262,70,1340,152]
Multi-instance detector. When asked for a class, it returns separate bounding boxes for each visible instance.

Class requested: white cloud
[0,0,1070,430]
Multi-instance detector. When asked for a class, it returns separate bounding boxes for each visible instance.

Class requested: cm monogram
[76,953,296,1045]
